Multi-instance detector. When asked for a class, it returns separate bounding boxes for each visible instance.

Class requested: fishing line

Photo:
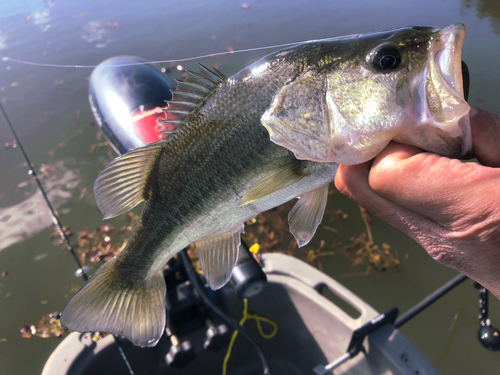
[0,36,347,69]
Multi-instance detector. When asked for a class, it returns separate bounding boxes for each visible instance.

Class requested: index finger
[470,108,500,167]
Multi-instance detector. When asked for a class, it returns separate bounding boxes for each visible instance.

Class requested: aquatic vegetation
[71,212,138,268]
[242,189,406,274]
[463,0,500,34]
[88,130,113,154]
[19,313,67,339]
[335,206,407,275]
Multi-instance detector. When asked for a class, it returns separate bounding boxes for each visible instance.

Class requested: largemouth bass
[61,24,471,347]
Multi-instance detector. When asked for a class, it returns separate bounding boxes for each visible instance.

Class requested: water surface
[0,1,499,374]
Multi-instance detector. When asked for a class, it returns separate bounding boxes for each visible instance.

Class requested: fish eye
[372,48,402,71]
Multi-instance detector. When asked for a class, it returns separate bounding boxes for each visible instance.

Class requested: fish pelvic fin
[94,142,163,219]
[288,184,329,247]
[195,223,244,290]
[240,161,308,206]
[60,257,166,347]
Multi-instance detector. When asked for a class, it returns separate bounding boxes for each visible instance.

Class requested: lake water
[0,0,499,374]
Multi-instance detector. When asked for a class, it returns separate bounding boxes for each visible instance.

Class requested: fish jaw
[395,23,472,157]
[436,23,467,104]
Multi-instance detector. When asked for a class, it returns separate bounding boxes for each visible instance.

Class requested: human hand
[334,108,500,299]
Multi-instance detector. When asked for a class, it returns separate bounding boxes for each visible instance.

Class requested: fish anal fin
[288,184,329,247]
[94,142,163,219]
[195,223,244,290]
[240,162,307,206]
[61,256,166,347]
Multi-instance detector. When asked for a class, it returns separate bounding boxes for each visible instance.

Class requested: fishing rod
[394,273,469,328]
[0,102,88,282]
[0,102,136,375]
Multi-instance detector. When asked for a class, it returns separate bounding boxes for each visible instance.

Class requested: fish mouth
[395,23,472,157]
[435,23,467,102]
[421,23,470,139]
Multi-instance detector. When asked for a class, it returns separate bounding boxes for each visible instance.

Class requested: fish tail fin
[60,257,166,347]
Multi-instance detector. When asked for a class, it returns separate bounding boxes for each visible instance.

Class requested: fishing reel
[229,242,267,299]
[475,283,500,351]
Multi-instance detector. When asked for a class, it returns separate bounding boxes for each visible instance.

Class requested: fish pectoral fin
[60,256,166,347]
[240,161,308,206]
[94,142,163,219]
[288,184,329,247]
[195,223,244,290]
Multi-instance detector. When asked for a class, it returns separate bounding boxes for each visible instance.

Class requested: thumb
[368,143,500,232]
[334,144,435,235]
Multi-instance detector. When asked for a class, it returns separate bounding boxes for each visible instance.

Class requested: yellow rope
[221,299,278,375]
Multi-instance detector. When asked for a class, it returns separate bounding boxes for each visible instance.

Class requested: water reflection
[0,160,80,252]
[463,0,500,34]
[81,20,119,49]
[0,31,6,49]
[434,307,478,366]
[24,0,55,32]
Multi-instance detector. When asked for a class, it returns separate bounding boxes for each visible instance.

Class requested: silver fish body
[61,24,471,347]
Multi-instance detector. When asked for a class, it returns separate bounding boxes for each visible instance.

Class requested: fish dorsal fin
[195,223,244,290]
[94,142,163,219]
[240,161,308,206]
[288,184,329,247]
[161,64,227,128]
